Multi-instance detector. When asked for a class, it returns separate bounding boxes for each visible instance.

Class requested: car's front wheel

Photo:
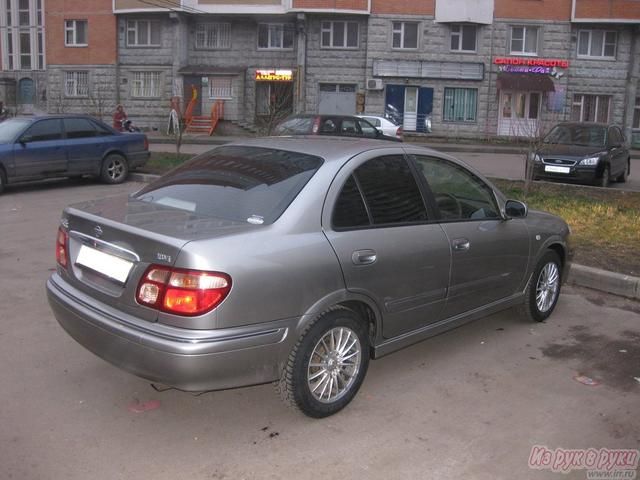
[101,154,129,184]
[599,165,610,188]
[520,250,562,322]
[617,160,630,183]
[0,167,6,194]
[277,308,370,418]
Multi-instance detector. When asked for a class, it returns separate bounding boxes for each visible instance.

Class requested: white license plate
[76,245,133,283]
[544,165,570,174]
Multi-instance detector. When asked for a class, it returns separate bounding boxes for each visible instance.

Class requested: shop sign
[494,57,570,69]
[255,69,293,82]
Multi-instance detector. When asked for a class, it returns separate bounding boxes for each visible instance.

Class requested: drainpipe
[295,13,306,114]
[623,26,639,143]
[485,12,496,140]
[115,15,121,105]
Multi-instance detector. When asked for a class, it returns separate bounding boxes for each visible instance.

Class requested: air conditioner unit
[366,78,384,90]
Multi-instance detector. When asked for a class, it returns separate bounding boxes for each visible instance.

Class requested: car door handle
[352,249,377,265]
[452,238,470,252]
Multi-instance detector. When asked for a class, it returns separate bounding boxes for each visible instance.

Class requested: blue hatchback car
[0,115,150,194]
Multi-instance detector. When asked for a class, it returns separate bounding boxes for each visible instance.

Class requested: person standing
[112,104,127,131]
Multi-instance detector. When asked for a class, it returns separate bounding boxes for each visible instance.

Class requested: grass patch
[493,179,640,276]
[145,151,193,173]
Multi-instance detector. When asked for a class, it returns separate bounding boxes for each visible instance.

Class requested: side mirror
[504,199,528,219]
[19,135,32,144]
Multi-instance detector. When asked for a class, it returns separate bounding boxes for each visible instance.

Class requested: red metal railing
[209,100,224,136]
[183,86,198,128]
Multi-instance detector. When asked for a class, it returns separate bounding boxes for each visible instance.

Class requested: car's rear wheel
[101,154,129,184]
[520,250,562,322]
[599,165,610,188]
[0,167,6,194]
[617,160,630,183]
[277,308,370,418]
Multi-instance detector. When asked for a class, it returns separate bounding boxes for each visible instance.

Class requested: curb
[567,264,640,300]
[130,168,640,301]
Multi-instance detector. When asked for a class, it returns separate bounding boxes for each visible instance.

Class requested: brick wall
[45,0,116,65]
[575,0,640,20]
[292,0,368,10]
[494,0,571,20]
[371,0,434,16]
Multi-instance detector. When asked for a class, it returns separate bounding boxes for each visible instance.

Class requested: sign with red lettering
[494,57,569,69]
[255,69,293,82]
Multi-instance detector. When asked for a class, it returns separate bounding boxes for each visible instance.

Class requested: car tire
[599,165,610,188]
[101,154,129,184]
[277,308,370,418]
[0,167,6,194]
[616,161,629,183]
[520,250,562,322]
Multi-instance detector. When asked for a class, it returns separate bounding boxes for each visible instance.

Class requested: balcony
[435,0,494,24]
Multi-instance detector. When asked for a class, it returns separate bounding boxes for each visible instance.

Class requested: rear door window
[134,146,323,225]
[64,118,98,139]
[332,155,428,228]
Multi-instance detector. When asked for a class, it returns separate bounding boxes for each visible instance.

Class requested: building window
[632,97,640,129]
[65,20,87,46]
[195,23,231,49]
[577,30,617,59]
[131,71,161,97]
[2,0,44,69]
[209,77,232,99]
[450,24,476,52]
[443,88,477,122]
[510,26,538,55]
[321,21,358,49]
[127,20,161,47]
[257,23,294,50]
[392,22,418,49]
[64,71,89,97]
[571,94,611,123]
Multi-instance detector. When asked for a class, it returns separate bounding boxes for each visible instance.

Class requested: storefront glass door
[498,91,541,137]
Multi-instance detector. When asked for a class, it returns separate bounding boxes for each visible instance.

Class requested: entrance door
[498,91,541,137]
[182,76,202,116]
[318,84,356,115]
[18,78,34,114]
[403,87,418,131]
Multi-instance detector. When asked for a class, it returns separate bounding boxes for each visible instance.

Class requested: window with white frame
[443,87,478,122]
[131,71,161,97]
[392,22,418,49]
[321,21,358,49]
[571,94,611,123]
[510,26,538,55]
[195,23,231,49]
[632,97,640,129]
[577,30,617,59]
[1,0,45,70]
[64,71,88,97]
[127,20,161,47]
[257,23,294,50]
[65,19,87,46]
[209,77,232,98]
[450,24,477,52]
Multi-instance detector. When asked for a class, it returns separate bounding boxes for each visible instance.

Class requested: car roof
[221,136,439,163]
[13,114,102,122]
[554,122,613,129]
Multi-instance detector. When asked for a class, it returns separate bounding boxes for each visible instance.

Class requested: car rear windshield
[0,118,32,143]
[134,146,323,225]
[273,117,314,135]
[544,125,606,147]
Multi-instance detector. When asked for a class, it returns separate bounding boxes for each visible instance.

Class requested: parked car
[273,114,402,141]
[357,115,403,140]
[47,137,570,418]
[531,122,630,187]
[0,115,150,194]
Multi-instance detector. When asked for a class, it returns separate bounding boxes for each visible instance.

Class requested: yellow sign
[255,69,293,82]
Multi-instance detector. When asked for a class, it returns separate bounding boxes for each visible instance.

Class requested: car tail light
[136,266,231,316]
[143,135,149,151]
[56,227,69,268]
[312,117,320,134]
[396,126,403,139]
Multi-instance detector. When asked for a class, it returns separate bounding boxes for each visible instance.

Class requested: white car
[357,115,403,140]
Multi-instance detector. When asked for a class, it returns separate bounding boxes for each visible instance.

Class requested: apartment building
[1,0,639,144]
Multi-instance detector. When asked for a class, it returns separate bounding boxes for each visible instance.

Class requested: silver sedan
[47,137,570,418]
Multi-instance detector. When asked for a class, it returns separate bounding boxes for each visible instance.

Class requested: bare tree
[257,83,294,135]
[86,81,109,121]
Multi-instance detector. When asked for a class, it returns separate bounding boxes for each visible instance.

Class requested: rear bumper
[128,151,150,169]
[47,274,297,391]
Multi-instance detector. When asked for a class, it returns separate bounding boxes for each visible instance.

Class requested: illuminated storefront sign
[494,57,569,69]
[255,69,293,81]
[499,65,552,74]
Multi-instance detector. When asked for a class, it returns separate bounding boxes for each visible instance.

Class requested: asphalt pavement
[0,178,638,480]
